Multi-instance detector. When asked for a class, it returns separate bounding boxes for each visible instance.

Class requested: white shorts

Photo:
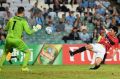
[90,43,106,60]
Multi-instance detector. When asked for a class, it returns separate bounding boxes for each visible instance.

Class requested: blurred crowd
[0,0,120,45]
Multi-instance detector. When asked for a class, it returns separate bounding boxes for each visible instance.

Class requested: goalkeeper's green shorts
[4,38,29,53]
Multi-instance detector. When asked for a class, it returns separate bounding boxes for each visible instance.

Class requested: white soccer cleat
[70,56,74,62]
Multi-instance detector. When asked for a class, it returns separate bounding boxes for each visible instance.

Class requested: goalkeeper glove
[33,24,42,32]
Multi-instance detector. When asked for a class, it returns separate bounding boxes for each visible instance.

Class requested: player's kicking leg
[69,45,92,61]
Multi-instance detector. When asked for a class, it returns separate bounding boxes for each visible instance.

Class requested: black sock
[73,46,86,55]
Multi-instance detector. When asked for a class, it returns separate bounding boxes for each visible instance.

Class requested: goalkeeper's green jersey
[5,16,34,39]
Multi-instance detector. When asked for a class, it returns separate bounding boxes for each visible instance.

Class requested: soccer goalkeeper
[0,6,41,72]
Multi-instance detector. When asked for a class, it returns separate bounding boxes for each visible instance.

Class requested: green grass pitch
[0,65,120,79]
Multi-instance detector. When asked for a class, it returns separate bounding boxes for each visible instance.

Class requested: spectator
[116,14,120,26]
[4,7,13,23]
[43,8,48,19]
[48,9,57,20]
[74,14,80,27]
[46,21,56,34]
[66,11,75,26]
[0,27,6,45]
[53,3,61,12]
[0,17,5,28]
[110,17,117,28]
[79,29,90,43]
[46,15,52,25]
[60,2,69,12]
[89,0,95,8]
[83,0,89,8]
[0,33,6,45]
[60,13,66,23]
[95,0,101,6]
[65,20,73,33]
[56,19,65,32]
[79,22,88,32]
[103,15,111,28]
[28,15,36,27]
[35,12,45,27]
[108,6,113,15]
[62,27,80,43]
[76,5,84,14]
[102,0,110,8]
[29,2,42,18]
[96,5,106,15]
[92,29,99,43]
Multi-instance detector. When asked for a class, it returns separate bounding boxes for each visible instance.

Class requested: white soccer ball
[45,27,52,34]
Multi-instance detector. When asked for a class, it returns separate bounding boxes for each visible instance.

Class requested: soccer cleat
[89,65,100,70]
[69,50,74,61]
[21,67,30,72]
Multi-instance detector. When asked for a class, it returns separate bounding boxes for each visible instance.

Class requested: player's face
[109,28,116,36]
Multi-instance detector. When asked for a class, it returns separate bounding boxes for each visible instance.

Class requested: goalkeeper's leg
[21,49,31,72]
[0,50,8,71]
[16,40,31,72]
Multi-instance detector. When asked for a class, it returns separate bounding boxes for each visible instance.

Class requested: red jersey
[98,32,119,51]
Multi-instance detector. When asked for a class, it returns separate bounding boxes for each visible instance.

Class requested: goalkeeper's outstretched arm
[23,20,42,34]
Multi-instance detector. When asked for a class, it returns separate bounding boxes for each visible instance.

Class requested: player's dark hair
[110,26,118,34]
[17,6,24,14]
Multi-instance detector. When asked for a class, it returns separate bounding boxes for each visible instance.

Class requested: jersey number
[12,21,16,30]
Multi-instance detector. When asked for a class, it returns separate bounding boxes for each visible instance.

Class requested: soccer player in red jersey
[69,26,119,70]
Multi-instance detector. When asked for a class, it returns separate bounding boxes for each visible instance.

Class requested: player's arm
[23,20,35,35]
[23,20,42,34]
[103,25,116,45]
[102,26,109,34]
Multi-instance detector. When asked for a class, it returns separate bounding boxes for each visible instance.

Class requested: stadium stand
[0,0,119,45]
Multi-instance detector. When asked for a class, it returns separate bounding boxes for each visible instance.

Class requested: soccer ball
[45,27,52,34]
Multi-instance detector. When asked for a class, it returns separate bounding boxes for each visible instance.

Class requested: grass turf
[0,65,120,79]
